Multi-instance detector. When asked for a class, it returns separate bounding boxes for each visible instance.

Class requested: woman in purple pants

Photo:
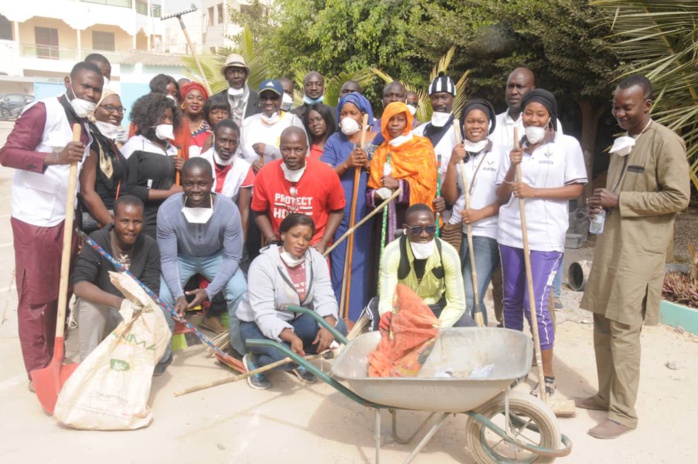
[495,89,587,398]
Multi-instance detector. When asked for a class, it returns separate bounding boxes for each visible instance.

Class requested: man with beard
[216,54,261,128]
[0,61,102,389]
[157,158,248,358]
[72,196,160,361]
[252,127,345,255]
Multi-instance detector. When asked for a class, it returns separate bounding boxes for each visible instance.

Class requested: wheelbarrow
[247,306,572,464]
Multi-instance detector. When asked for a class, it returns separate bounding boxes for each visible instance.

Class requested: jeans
[460,235,500,326]
[240,313,348,370]
[159,253,248,357]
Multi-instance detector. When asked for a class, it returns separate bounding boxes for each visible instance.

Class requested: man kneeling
[378,203,474,327]
[157,158,248,360]
[73,195,162,362]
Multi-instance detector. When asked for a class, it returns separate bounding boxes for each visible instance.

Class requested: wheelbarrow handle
[285,305,349,345]
[246,338,384,409]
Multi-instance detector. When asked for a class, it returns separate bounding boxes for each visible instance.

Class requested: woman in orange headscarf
[367,101,437,243]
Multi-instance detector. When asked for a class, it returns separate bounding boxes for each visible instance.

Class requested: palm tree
[372,46,469,122]
[594,0,698,191]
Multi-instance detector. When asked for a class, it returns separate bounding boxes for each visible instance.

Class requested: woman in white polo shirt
[442,99,502,326]
[495,89,587,398]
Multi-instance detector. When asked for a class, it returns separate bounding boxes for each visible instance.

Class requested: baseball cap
[258,79,283,96]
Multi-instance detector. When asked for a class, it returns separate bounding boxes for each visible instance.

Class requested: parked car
[0,94,35,120]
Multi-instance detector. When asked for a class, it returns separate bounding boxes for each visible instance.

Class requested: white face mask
[281,162,306,183]
[406,105,417,116]
[95,121,128,143]
[410,239,436,260]
[181,195,213,224]
[228,87,245,97]
[154,124,174,141]
[103,77,110,89]
[430,111,451,128]
[261,112,280,124]
[280,250,305,267]
[67,82,97,118]
[389,132,413,147]
[280,93,293,111]
[464,139,488,153]
[524,124,547,145]
[340,117,361,136]
[609,135,635,157]
[213,147,237,166]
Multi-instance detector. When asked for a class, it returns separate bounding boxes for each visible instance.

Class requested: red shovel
[30,124,82,414]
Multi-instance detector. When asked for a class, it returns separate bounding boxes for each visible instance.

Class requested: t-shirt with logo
[495,134,587,252]
[251,158,346,244]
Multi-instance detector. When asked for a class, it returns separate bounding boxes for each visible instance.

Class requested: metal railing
[80,0,132,7]
[20,44,124,62]
[78,0,161,17]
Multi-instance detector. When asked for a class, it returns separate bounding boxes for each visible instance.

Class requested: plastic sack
[54,271,171,430]
[368,284,441,377]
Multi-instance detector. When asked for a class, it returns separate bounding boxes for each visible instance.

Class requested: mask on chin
[609,135,635,157]
[213,147,237,166]
[280,250,305,267]
[261,112,280,125]
[280,93,293,111]
[228,87,244,97]
[281,162,306,182]
[464,139,488,153]
[95,121,127,142]
[181,195,213,224]
[67,81,96,118]
[410,239,436,260]
[302,94,324,105]
[406,104,417,116]
[430,111,451,128]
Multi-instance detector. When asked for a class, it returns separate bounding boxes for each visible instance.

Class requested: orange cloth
[368,102,437,209]
[368,284,441,378]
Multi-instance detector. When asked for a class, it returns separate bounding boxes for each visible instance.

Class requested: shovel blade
[29,339,79,415]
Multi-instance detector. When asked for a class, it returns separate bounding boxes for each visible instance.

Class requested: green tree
[594,0,698,191]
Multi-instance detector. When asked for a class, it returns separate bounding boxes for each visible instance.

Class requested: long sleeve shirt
[157,192,243,300]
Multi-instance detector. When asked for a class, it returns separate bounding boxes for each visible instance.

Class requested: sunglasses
[405,225,437,235]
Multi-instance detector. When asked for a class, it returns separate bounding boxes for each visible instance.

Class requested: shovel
[30,124,82,414]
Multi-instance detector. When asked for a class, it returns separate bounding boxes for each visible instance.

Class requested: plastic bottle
[589,208,606,235]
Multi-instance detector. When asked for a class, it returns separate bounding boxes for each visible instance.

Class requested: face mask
[406,104,417,116]
[181,195,213,224]
[95,121,127,142]
[213,147,237,166]
[303,95,324,105]
[524,125,547,145]
[410,239,436,260]
[280,93,293,111]
[389,132,413,147]
[281,162,306,183]
[464,139,488,153]
[228,87,244,97]
[609,135,635,157]
[261,112,280,124]
[340,117,361,136]
[67,81,96,118]
[430,111,451,128]
[280,250,305,267]
[154,124,174,141]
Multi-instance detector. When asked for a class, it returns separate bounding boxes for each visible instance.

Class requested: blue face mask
[303,95,324,105]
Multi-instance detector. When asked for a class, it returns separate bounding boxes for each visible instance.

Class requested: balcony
[80,0,131,7]
[19,43,124,62]
[78,0,160,17]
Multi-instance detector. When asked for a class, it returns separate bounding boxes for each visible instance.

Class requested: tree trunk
[577,99,606,200]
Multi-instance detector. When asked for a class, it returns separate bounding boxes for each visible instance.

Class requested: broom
[453,120,485,327]
[513,127,575,417]
[207,188,406,351]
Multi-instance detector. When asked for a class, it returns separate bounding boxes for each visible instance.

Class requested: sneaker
[554,297,563,310]
[153,354,173,377]
[531,377,556,398]
[289,366,317,384]
[243,354,272,390]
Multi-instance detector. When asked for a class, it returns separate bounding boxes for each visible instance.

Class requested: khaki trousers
[593,313,642,428]
[76,298,122,362]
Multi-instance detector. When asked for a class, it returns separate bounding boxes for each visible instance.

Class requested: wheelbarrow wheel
[465,390,560,464]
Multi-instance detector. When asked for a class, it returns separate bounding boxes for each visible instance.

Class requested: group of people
[0,50,690,441]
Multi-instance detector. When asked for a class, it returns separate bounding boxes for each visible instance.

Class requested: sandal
[531,376,556,397]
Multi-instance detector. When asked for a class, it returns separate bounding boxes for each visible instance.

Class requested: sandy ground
[1,120,698,463]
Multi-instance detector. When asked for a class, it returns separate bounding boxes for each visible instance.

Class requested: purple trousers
[499,244,561,351]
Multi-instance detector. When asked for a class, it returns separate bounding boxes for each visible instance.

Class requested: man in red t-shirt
[252,126,345,254]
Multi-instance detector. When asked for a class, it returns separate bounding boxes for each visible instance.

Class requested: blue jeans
[240,313,348,371]
[460,235,500,326]
[159,253,248,356]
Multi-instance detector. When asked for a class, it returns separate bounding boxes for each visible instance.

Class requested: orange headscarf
[368,102,437,209]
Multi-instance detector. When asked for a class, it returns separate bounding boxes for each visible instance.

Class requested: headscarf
[460,98,497,135]
[89,88,121,180]
[520,89,558,131]
[336,91,374,128]
[88,88,117,123]
[368,102,437,208]
[181,81,209,101]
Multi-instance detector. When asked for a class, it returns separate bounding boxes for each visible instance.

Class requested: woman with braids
[302,103,336,159]
[122,93,183,238]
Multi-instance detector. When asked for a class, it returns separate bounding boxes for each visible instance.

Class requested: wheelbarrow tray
[331,327,532,413]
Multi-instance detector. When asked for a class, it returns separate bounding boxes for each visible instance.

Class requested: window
[92,31,115,51]
[0,14,12,41]
[218,3,224,24]
[34,27,59,59]
[208,7,214,26]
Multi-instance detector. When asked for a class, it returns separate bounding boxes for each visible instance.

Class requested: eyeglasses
[405,225,437,235]
[101,105,126,114]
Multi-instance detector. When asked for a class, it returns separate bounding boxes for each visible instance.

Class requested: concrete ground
[1,120,697,463]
